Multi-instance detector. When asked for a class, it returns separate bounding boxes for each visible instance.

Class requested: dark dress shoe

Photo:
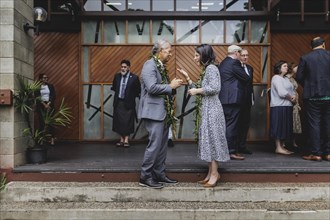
[238,148,252,154]
[156,176,178,184]
[139,178,164,189]
[168,139,174,147]
[230,153,245,160]
[322,155,330,161]
[302,155,322,161]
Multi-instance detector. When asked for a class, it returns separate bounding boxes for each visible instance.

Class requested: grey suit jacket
[138,58,173,121]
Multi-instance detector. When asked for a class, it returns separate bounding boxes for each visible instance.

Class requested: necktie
[119,75,127,99]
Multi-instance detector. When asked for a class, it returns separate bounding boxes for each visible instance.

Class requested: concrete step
[1,182,329,220]
[1,201,329,220]
[1,182,329,203]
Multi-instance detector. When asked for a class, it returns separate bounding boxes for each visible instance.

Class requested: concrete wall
[0,0,34,168]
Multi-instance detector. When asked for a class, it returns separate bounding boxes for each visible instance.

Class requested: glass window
[104,0,126,11]
[176,0,199,11]
[176,20,200,43]
[152,0,174,11]
[305,0,324,12]
[278,0,300,13]
[84,0,102,11]
[251,21,268,43]
[201,20,224,43]
[128,0,150,11]
[152,20,174,43]
[83,85,101,139]
[83,47,89,82]
[104,20,126,43]
[82,21,102,44]
[226,0,248,11]
[251,0,268,11]
[201,0,224,11]
[128,20,150,43]
[226,20,248,43]
[103,85,117,139]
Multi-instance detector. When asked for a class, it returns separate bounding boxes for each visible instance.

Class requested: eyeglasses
[42,77,48,79]
[121,66,128,68]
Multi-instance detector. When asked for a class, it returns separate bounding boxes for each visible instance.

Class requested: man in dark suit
[218,45,251,160]
[238,49,254,155]
[296,37,330,161]
[138,39,183,188]
[111,60,141,148]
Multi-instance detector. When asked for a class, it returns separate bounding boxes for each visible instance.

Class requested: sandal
[123,142,130,148]
[116,142,124,147]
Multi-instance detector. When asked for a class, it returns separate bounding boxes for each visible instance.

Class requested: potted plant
[14,75,72,164]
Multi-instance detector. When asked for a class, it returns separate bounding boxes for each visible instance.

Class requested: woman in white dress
[177,44,230,187]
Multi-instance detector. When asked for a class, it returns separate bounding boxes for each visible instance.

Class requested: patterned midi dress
[198,64,230,162]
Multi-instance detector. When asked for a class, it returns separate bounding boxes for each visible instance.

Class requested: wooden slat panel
[34,33,80,140]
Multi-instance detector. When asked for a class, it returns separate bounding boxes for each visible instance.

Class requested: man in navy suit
[111,60,141,148]
[218,45,251,160]
[296,37,330,161]
[238,49,254,155]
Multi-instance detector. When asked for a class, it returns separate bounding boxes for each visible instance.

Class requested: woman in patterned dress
[177,44,230,187]
[287,63,302,148]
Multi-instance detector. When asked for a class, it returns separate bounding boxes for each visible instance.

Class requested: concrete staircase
[1,182,329,220]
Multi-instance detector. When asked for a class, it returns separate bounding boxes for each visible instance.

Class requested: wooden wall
[36,31,328,141]
[34,33,80,140]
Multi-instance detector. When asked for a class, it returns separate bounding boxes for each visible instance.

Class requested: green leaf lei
[194,67,206,141]
[153,56,177,132]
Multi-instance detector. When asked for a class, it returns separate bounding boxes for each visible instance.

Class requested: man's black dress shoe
[139,178,164,189]
[168,139,174,147]
[156,176,178,184]
[238,148,253,155]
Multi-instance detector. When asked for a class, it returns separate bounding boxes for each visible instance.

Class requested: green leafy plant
[14,75,72,148]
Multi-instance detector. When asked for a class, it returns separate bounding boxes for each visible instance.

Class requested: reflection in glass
[82,21,102,44]
[128,20,150,43]
[176,0,199,11]
[176,20,199,43]
[104,20,126,43]
[251,21,268,43]
[153,0,174,11]
[84,0,102,11]
[104,86,118,139]
[83,47,89,82]
[128,0,150,11]
[262,47,268,83]
[201,0,224,11]
[201,20,224,43]
[83,85,101,139]
[226,20,248,43]
[226,0,248,11]
[152,20,174,43]
[104,0,126,11]
[249,85,268,140]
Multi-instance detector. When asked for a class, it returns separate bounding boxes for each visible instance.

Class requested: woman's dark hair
[195,44,215,67]
[273,60,287,75]
[288,62,298,74]
[38,73,46,80]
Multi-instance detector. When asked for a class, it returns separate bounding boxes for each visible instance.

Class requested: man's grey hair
[151,39,170,55]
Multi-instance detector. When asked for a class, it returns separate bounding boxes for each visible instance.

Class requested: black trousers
[222,104,241,154]
[238,104,251,150]
[304,99,330,156]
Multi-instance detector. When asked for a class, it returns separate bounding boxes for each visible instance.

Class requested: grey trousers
[140,119,169,180]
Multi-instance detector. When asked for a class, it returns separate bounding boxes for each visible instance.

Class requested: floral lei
[153,56,177,132]
[194,67,206,141]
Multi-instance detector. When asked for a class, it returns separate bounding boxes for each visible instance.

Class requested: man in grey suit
[138,39,183,188]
